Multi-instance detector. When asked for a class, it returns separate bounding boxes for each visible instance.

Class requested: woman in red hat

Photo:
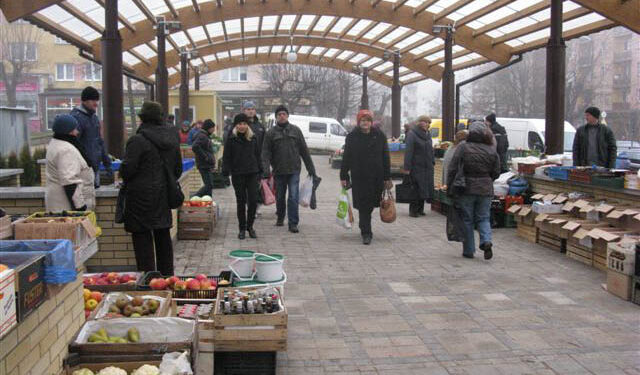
[340,110,392,245]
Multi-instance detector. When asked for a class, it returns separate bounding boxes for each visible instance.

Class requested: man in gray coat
[403,115,435,217]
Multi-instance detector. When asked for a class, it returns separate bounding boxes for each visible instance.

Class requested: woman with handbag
[403,115,435,217]
[446,122,501,260]
[120,101,182,274]
[222,113,262,240]
[340,110,392,245]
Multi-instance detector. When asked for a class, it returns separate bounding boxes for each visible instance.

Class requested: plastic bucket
[255,254,284,282]
[228,250,255,278]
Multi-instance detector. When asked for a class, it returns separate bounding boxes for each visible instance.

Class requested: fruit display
[103,294,161,318]
[83,272,139,287]
[87,327,140,343]
[177,303,214,319]
[84,289,103,319]
[185,195,213,207]
[33,211,88,218]
[72,364,160,375]
[0,263,8,272]
[149,273,217,291]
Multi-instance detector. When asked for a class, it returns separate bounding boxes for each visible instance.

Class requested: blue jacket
[70,105,111,171]
[187,127,200,145]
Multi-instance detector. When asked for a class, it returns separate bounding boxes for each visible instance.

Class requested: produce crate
[0,215,11,239]
[13,215,98,249]
[430,200,441,214]
[26,211,102,237]
[592,175,625,189]
[137,271,230,299]
[178,205,215,240]
[538,229,565,252]
[214,351,276,375]
[566,242,593,267]
[569,168,592,184]
[504,213,517,228]
[75,238,99,268]
[1,253,45,322]
[83,272,142,292]
[212,171,229,189]
[0,268,16,339]
[64,359,162,375]
[89,290,172,320]
[547,166,574,181]
[213,287,287,352]
[517,163,539,175]
[517,222,538,243]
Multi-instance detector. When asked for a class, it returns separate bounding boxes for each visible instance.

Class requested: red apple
[174,280,187,290]
[90,291,103,303]
[95,278,108,285]
[209,278,217,288]
[195,274,208,282]
[83,277,96,286]
[186,279,200,290]
[200,279,212,290]
[149,278,168,290]
[107,272,119,283]
[119,274,134,284]
[166,276,179,288]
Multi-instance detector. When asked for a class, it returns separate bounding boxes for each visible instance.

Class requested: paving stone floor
[176,155,640,375]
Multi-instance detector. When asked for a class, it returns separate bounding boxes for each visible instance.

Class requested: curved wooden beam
[166,54,397,88]
[134,33,443,80]
[571,0,639,33]
[0,0,62,21]
[91,0,512,65]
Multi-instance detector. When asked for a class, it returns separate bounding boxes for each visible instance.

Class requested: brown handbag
[380,189,397,223]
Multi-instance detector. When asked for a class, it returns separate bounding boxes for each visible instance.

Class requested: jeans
[196,168,214,197]
[232,174,259,231]
[358,206,374,235]
[457,194,492,256]
[94,169,100,189]
[131,228,173,275]
[274,173,300,225]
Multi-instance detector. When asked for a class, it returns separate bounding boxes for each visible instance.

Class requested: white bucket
[255,254,284,282]
[228,250,255,278]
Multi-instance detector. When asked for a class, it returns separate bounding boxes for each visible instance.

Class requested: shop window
[172,106,196,124]
[10,43,37,61]
[84,63,102,81]
[45,97,76,129]
[220,67,248,82]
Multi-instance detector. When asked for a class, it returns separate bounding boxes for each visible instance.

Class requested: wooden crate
[566,243,593,266]
[517,222,538,243]
[178,205,215,240]
[0,215,11,239]
[213,287,287,352]
[89,290,172,320]
[538,230,565,252]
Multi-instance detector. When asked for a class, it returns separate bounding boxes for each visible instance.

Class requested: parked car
[265,114,348,152]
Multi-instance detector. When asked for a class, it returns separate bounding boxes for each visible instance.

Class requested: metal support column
[179,51,189,125]
[101,0,124,158]
[391,52,401,138]
[544,0,566,155]
[155,19,169,119]
[194,68,200,91]
[360,67,369,110]
[442,27,455,142]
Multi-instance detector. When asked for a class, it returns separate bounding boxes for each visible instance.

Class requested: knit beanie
[243,100,256,109]
[485,113,496,124]
[468,121,486,134]
[274,105,289,116]
[203,119,216,131]
[52,114,79,135]
[234,113,249,125]
[357,109,373,125]
[138,101,164,125]
[81,86,100,101]
[417,115,432,124]
[585,106,601,119]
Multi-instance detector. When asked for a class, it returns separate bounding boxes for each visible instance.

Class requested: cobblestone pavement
[176,155,640,375]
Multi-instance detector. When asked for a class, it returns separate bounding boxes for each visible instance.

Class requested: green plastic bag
[336,188,353,229]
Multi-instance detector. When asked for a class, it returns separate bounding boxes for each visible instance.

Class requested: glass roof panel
[123,51,140,65]
[225,19,241,34]
[313,16,335,32]
[261,16,278,31]
[364,23,391,40]
[258,46,270,53]
[141,0,168,15]
[244,17,260,33]
[216,52,227,59]
[346,20,372,36]
[278,15,296,31]
[564,1,581,11]
[229,49,242,56]
[168,67,177,75]
[426,50,445,60]
[203,55,216,62]
[330,17,355,34]
[516,28,550,43]
[298,46,312,54]
[374,61,393,71]
[530,8,551,22]
[350,53,369,64]
[206,23,224,38]
[394,32,429,49]
[496,17,537,34]
[466,20,485,30]
[271,45,284,54]
[170,31,190,47]
[118,0,146,23]
[401,72,423,81]
[505,39,524,47]
[133,44,156,59]
[187,27,207,43]
[476,6,515,25]
[360,57,382,68]
[378,26,409,44]
[509,0,545,11]
[336,51,353,60]
[323,48,340,57]
[564,13,606,30]
[297,15,316,31]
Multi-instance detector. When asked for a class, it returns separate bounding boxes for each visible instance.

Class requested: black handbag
[446,204,465,242]
[115,184,126,224]
[395,175,420,203]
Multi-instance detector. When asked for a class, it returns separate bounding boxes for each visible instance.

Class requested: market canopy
[2,0,638,87]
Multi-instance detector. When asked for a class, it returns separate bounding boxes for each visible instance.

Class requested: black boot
[480,242,493,260]
[238,231,246,240]
[275,218,284,227]
[288,224,299,233]
[362,233,372,245]
[248,227,257,238]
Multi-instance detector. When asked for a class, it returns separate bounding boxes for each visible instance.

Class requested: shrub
[7,152,18,169]
[19,145,37,186]
[0,154,6,169]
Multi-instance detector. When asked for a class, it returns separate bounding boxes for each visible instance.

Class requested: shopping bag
[336,188,353,229]
[299,175,314,207]
[395,176,420,203]
[261,178,276,205]
[380,189,397,223]
[446,204,465,242]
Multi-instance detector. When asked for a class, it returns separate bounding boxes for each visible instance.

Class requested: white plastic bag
[159,351,192,375]
[336,188,353,229]
[299,175,313,207]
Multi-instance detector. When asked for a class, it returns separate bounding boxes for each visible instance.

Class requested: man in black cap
[192,119,217,197]
[262,105,316,233]
[573,106,617,168]
[70,86,112,188]
[485,113,509,173]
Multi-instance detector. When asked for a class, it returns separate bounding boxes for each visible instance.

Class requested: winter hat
[417,115,432,124]
[52,114,79,135]
[138,101,164,125]
[357,109,373,124]
[182,120,190,127]
[243,100,256,109]
[203,119,216,131]
[485,113,496,124]
[274,105,289,116]
[468,121,486,134]
[81,86,100,101]
[234,113,249,125]
[585,106,601,119]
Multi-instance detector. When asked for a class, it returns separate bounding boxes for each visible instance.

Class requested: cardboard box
[0,215,11,239]
[607,269,632,300]
[13,216,97,249]
[0,268,17,338]
[2,254,46,322]
[607,239,638,275]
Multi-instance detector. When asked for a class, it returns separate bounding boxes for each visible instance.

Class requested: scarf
[53,133,93,168]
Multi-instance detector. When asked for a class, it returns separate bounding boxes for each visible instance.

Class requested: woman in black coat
[120,101,182,275]
[222,113,262,240]
[403,115,435,217]
[340,110,392,245]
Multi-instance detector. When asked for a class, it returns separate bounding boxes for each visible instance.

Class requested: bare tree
[0,17,44,107]
[261,64,326,113]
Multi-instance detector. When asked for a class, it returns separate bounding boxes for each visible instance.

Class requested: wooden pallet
[517,223,538,243]
[213,287,288,352]
[566,243,593,266]
[178,205,214,240]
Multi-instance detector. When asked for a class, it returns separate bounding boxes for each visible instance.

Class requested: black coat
[447,128,501,197]
[573,123,617,168]
[340,127,390,210]
[490,121,509,172]
[222,132,262,176]
[403,126,434,200]
[262,122,316,176]
[70,106,111,171]
[192,129,216,170]
[120,123,182,233]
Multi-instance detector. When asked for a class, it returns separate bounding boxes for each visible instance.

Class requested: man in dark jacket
[404,115,435,217]
[573,106,617,168]
[120,101,182,274]
[485,113,509,173]
[70,86,112,188]
[192,119,216,197]
[262,105,316,233]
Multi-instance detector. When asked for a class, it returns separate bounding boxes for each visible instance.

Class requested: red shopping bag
[261,177,276,205]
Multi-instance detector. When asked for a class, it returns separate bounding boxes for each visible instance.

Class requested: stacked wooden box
[178,205,216,240]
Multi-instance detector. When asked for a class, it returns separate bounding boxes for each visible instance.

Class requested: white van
[497,117,576,153]
[266,114,348,152]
